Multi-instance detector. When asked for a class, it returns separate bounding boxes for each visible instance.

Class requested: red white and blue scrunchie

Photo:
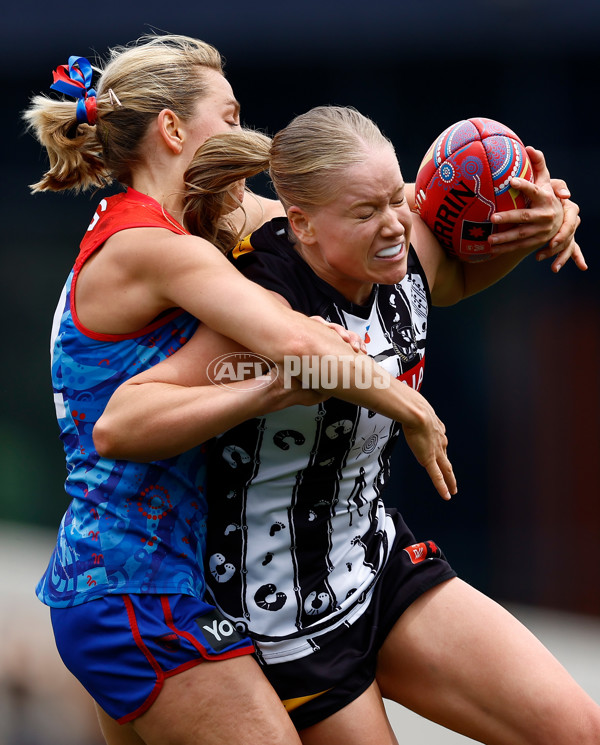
[50,55,97,125]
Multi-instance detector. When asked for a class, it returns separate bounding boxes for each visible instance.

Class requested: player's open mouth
[375,243,404,259]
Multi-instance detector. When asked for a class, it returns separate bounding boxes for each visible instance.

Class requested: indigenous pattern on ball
[414,117,533,262]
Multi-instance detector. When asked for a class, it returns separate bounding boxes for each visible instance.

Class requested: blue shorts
[50,593,254,723]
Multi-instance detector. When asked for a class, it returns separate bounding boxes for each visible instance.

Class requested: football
[414,117,534,262]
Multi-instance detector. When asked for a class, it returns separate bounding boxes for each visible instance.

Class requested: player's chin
[372,257,408,284]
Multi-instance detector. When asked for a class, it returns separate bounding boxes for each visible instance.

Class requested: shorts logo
[403,540,441,565]
[155,632,181,652]
[195,608,245,653]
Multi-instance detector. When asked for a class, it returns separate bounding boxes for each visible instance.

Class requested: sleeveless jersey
[205,218,430,663]
[37,188,207,608]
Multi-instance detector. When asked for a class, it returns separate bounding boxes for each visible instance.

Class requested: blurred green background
[2,0,599,618]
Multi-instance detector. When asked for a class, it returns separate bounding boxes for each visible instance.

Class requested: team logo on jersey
[403,540,442,565]
[390,323,419,364]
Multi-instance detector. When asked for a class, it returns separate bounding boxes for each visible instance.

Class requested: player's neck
[132,167,186,226]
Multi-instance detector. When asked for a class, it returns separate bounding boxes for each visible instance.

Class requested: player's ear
[288,206,316,245]
[157,109,184,154]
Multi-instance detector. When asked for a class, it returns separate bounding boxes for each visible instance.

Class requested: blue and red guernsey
[38,189,207,607]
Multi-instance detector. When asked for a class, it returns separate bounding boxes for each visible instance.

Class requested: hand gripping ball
[414,117,534,261]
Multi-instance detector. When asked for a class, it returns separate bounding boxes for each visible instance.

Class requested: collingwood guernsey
[205,217,430,664]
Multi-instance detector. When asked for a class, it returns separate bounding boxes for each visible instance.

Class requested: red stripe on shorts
[117,595,165,724]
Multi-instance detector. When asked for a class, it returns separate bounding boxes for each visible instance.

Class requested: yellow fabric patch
[232,234,254,259]
[281,688,332,712]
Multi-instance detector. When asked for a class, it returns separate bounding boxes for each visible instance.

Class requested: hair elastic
[50,55,98,125]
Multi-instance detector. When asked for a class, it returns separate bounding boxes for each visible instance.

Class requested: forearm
[300,353,426,425]
[93,377,285,462]
[93,319,433,464]
[94,358,425,461]
[95,359,455,499]
[194,276,430,412]
[460,245,531,299]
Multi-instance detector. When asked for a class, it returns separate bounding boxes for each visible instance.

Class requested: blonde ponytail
[23,34,224,194]
[182,129,272,252]
[23,95,112,193]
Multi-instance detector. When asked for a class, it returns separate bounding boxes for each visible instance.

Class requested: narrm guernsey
[205,217,430,664]
[37,189,206,608]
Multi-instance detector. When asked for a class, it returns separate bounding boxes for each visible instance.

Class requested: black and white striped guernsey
[205,217,430,664]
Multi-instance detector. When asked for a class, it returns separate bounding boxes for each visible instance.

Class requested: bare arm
[95,296,457,500]
[418,213,534,309]
[93,328,325,462]
[76,223,399,391]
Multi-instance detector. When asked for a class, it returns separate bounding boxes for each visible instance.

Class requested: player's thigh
[376,577,600,745]
[298,680,398,745]
[131,654,301,745]
[96,704,145,745]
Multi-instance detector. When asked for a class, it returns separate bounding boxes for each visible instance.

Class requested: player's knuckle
[519,210,532,223]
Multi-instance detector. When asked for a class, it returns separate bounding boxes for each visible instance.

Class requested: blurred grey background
[1,0,599,742]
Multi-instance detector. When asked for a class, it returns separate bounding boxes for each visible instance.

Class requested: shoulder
[104,226,221,268]
[230,193,285,235]
[231,217,294,265]
[229,218,316,313]
[248,194,285,227]
[410,213,462,305]
[81,189,187,249]
[79,226,228,311]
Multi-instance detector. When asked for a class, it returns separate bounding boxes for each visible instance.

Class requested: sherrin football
[414,117,534,262]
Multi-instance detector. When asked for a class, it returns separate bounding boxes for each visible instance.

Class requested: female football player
[23,34,463,745]
[94,107,598,745]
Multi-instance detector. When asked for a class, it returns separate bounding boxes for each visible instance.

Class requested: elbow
[92,417,121,460]
[93,414,161,463]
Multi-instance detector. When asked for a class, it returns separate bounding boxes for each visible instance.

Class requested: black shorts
[260,509,456,730]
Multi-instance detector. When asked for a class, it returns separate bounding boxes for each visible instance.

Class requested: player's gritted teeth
[375,243,405,259]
